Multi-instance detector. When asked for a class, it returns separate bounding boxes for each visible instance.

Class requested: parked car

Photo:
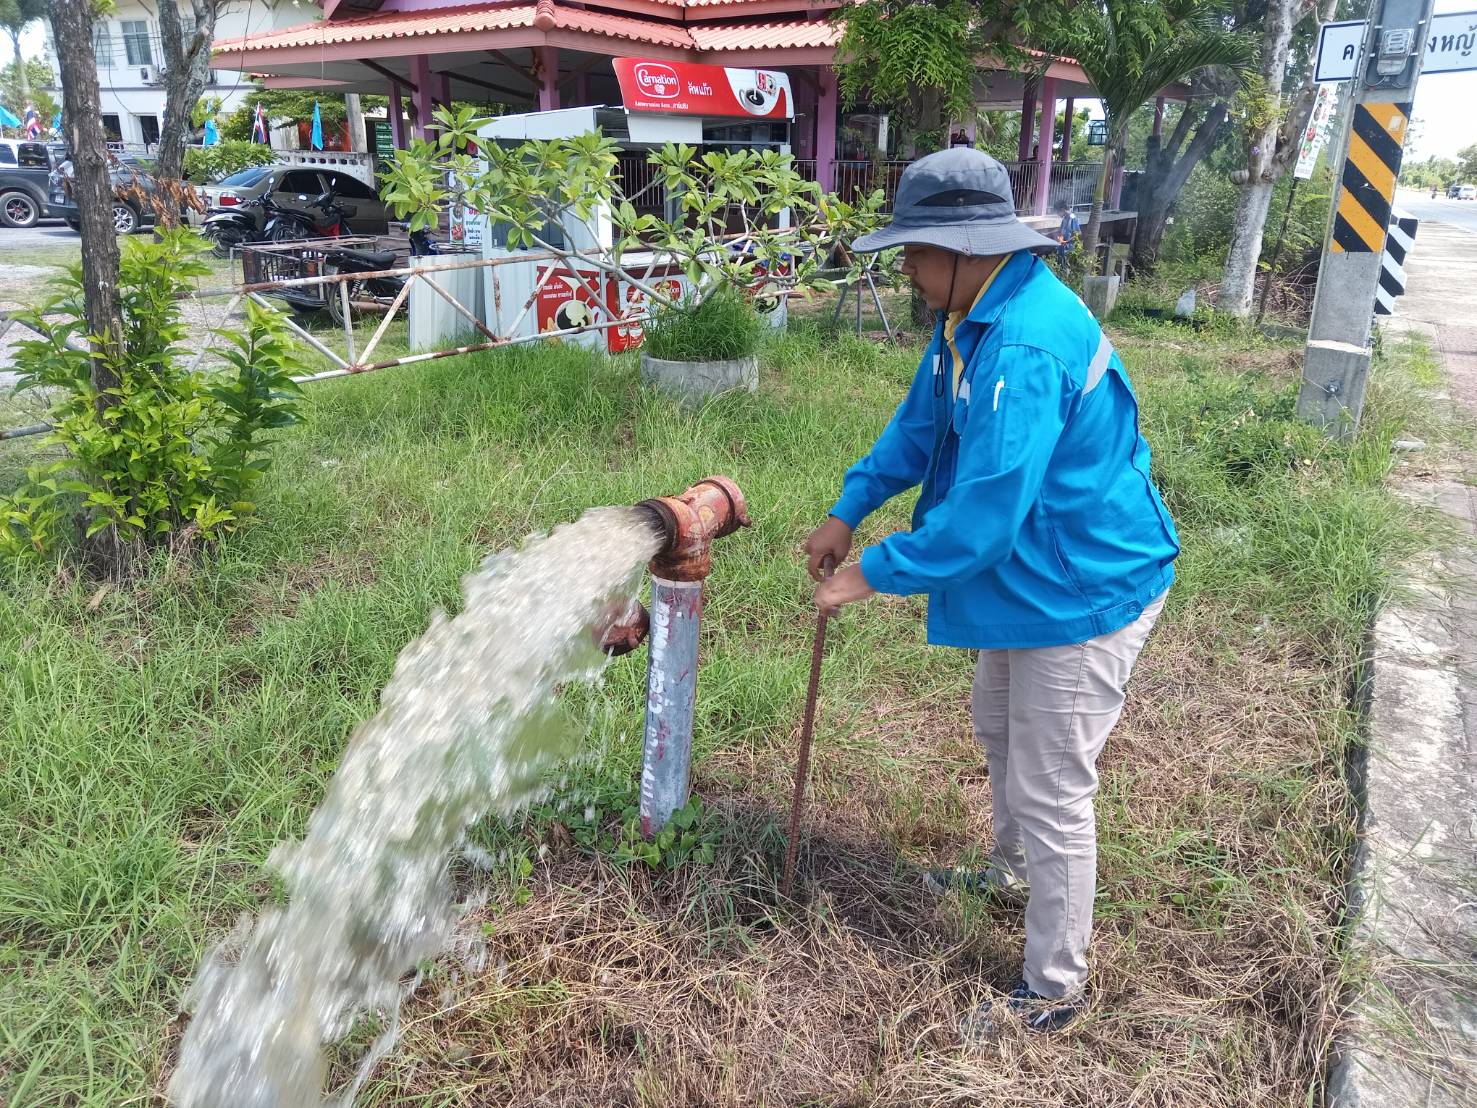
[0,139,67,229]
[196,165,390,236]
[1449,184,1477,200]
[48,154,162,234]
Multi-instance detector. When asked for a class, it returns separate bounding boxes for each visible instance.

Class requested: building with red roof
[214,0,1149,216]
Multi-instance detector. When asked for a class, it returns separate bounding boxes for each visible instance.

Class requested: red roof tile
[688,19,841,51]
[214,2,693,52]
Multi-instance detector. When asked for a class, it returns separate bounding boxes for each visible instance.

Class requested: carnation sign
[612,59,794,119]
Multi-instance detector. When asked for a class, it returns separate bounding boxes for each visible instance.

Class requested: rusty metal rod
[781,554,834,898]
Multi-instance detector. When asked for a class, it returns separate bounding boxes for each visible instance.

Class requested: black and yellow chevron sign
[1332,102,1412,254]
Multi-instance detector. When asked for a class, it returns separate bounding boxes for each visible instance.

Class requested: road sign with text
[1316,11,1477,80]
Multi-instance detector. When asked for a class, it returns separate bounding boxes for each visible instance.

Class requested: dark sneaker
[922,866,1028,907]
[959,981,1083,1044]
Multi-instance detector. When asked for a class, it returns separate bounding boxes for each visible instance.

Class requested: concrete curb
[1324,222,1477,1107]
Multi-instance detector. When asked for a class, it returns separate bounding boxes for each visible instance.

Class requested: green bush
[0,231,305,568]
[184,140,276,184]
[643,289,764,362]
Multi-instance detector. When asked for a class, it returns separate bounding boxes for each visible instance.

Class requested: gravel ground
[0,221,246,385]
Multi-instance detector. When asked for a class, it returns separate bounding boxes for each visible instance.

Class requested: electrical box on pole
[1296,0,1435,439]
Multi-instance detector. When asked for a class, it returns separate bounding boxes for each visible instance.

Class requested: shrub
[184,140,276,184]
[0,231,305,570]
[642,288,764,362]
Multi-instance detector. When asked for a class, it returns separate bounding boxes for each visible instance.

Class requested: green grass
[0,316,1434,1105]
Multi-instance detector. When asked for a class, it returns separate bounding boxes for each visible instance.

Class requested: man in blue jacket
[805,149,1179,1038]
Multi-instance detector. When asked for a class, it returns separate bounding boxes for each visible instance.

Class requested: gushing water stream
[168,507,661,1107]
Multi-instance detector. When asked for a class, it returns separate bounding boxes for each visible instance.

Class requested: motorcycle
[201,190,348,258]
[274,214,445,326]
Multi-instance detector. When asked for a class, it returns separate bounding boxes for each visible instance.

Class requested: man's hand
[815,563,876,615]
[803,516,853,582]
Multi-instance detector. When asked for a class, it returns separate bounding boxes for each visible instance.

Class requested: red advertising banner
[536,265,686,354]
[613,59,793,120]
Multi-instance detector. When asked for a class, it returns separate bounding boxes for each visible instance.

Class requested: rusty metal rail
[1,229,834,443]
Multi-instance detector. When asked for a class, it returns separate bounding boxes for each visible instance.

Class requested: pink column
[388,79,406,149]
[576,69,590,107]
[1017,81,1037,161]
[434,72,452,111]
[410,55,433,141]
[1032,75,1057,215]
[1060,97,1074,161]
[816,66,837,192]
[538,46,559,111]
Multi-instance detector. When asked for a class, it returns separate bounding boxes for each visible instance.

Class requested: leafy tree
[836,1,1078,152]
[0,0,44,106]
[1399,154,1459,190]
[0,56,56,123]
[1458,144,1477,183]
[184,139,275,183]
[1056,0,1255,262]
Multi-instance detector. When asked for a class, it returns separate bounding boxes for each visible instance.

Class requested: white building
[45,0,313,149]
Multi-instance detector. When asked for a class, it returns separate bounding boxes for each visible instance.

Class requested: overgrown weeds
[0,317,1430,1105]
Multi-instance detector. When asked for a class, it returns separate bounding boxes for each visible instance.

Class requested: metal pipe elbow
[633,475,751,582]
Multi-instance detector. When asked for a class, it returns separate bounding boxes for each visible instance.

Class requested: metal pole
[639,576,703,836]
[1298,0,1435,438]
[781,555,833,897]
[1256,179,1300,326]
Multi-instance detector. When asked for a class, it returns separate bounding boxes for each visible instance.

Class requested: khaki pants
[971,593,1166,998]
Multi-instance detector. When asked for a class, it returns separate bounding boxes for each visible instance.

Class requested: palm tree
[1064,0,1254,262]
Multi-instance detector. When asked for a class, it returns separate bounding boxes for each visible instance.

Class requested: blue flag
[310,101,323,150]
[0,104,20,128]
[52,112,62,132]
[203,118,219,147]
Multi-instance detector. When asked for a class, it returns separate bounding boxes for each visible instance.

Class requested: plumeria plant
[379,106,891,352]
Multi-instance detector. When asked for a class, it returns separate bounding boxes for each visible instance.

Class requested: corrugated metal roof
[688,19,841,51]
[214,2,694,52]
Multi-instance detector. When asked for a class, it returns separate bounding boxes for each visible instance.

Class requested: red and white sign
[613,59,793,120]
[535,265,686,354]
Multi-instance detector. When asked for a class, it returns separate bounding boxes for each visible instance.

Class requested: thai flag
[252,102,268,143]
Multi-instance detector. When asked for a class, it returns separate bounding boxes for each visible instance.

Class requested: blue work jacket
[831,251,1179,649]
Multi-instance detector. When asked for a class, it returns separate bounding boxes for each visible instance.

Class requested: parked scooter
[201,191,350,258]
[277,223,446,326]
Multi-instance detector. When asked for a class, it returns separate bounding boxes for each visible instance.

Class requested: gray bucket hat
[852,148,1057,256]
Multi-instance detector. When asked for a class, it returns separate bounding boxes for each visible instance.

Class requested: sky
[1408,0,1477,161]
[14,0,1477,160]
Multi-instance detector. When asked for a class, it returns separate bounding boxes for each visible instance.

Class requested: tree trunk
[155,0,216,224]
[1082,125,1123,269]
[9,33,28,104]
[48,0,122,404]
[1216,0,1327,315]
[1218,176,1276,315]
[1081,142,1113,261]
[1130,103,1229,272]
[345,93,366,152]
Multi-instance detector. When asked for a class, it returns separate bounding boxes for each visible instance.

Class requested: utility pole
[1297,0,1435,439]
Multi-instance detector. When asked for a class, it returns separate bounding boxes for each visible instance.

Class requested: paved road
[0,220,81,252]
[1394,189,1477,234]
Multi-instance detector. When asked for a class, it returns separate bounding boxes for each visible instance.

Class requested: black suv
[0,139,65,229]
[48,154,161,235]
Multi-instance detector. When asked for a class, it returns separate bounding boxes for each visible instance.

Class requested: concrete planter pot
[1082,274,1121,320]
[640,352,759,406]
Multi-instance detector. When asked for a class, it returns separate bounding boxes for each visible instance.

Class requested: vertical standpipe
[640,577,703,836]
[629,477,750,835]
